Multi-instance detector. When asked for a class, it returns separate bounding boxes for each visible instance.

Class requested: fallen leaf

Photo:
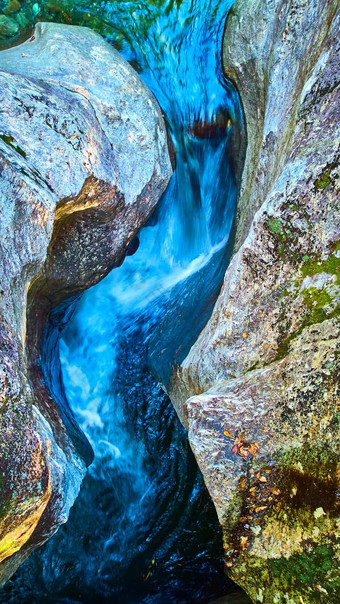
[242,332,248,338]
[224,430,231,438]
[315,585,328,594]
[255,506,268,512]
[240,536,248,550]
[270,487,281,496]
[249,443,259,457]
[239,446,250,459]
[231,443,240,455]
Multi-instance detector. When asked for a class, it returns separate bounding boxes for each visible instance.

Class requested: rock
[169,0,339,601]
[0,22,171,584]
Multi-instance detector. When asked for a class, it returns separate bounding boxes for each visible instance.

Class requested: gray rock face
[169,0,339,602]
[0,22,171,583]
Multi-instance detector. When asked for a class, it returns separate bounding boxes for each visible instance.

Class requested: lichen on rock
[0,22,171,584]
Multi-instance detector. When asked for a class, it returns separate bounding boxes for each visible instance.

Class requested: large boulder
[169,0,339,602]
[0,22,171,584]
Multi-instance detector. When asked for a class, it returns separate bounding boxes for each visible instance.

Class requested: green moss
[266,217,300,261]
[277,444,338,480]
[275,287,339,360]
[329,240,340,253]
[267,218,285,237]
[275,331,300,360]
[301,287,332,323]
[301,254,340,284]
[0,395,10,414]
[0,133,26,158]
[268,546,340,602]
[0,497,11,521]
[314,170,332,190]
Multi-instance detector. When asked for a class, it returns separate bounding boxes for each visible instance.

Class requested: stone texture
[0,22,171,583]
[169,0,339,602]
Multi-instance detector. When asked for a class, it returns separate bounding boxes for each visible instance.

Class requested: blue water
[0,0,244,601]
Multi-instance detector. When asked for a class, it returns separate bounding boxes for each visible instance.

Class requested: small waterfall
[0,0,245,601]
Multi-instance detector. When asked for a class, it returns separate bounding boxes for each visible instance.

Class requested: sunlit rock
[169,0,339,601]
[0,22,171,584]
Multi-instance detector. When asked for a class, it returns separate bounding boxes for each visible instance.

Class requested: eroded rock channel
[0,0,338,602]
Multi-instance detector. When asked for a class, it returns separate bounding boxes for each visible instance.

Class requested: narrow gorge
[0,0,338,603]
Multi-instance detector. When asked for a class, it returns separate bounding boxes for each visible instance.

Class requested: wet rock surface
[169,0,339,601]
[0,22,171,584]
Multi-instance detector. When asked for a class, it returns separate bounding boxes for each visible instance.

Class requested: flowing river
[0,0,245,601]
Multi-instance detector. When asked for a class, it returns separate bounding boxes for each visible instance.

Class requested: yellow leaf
[224,430,231,438]
[255,505,268,512]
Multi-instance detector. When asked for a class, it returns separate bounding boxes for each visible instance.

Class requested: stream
[0,0,245,601]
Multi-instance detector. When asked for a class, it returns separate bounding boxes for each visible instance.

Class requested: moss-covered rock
[168,0,339,601]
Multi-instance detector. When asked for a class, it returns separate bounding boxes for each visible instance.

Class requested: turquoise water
[0,0,245,601]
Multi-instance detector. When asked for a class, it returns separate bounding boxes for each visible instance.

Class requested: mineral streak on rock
[169,0,339,601]
[0,22,171,584]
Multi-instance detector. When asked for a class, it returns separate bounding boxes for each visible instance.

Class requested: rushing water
[0,0,245,601]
